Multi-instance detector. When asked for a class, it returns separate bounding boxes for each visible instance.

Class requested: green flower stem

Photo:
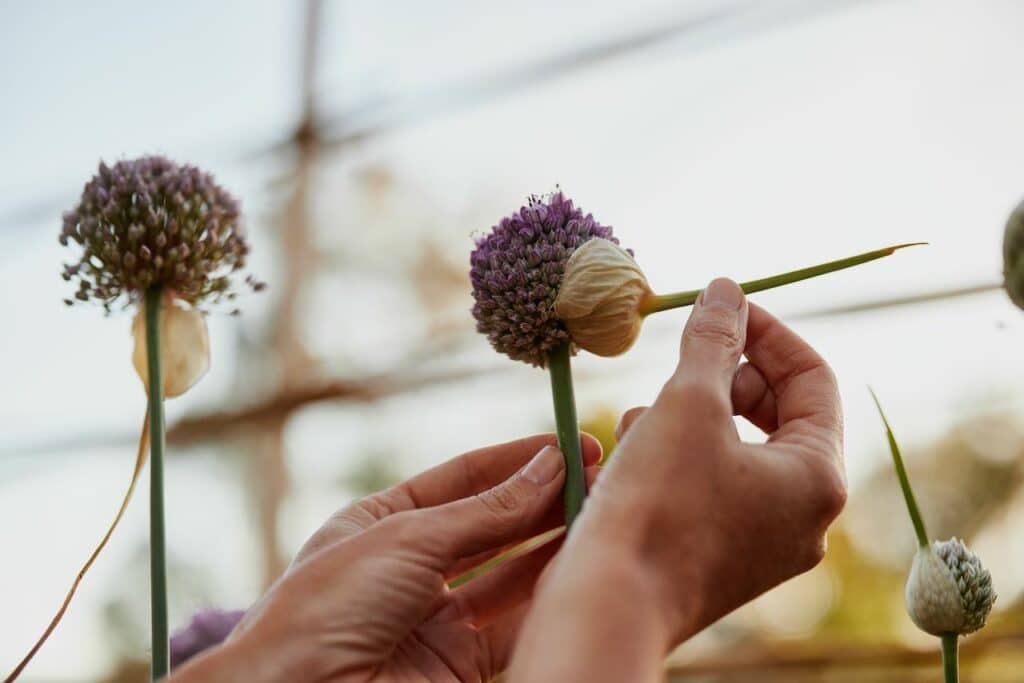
[638,243,926,315]
[869,388,929,548]
[144,288,169,680]
[547,343,586,530]
[942,633,959,683]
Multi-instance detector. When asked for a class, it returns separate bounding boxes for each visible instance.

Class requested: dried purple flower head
[60,156,264,312]
[470,192,629,367]
[169,608,245,669]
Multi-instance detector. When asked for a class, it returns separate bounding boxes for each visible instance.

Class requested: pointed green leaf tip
[639,242,927,315]
[868,387,930,548]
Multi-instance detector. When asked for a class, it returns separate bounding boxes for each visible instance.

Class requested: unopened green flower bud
[1004,200,1024,310]
[131,299,210,398]
[906,538,995,636]
[554,238,653,357]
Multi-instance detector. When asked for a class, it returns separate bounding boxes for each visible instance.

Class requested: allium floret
[934,537,996,634]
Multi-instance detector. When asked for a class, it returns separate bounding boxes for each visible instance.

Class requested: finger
[446,464,600,579]
[731,362,779,433]
[615,406,647,441]
[389,446,567,565]
[444,535,562,627]
[316,433,601,552]
[384,433,601,515]
[669,278,749,414]
[744,303,842,457]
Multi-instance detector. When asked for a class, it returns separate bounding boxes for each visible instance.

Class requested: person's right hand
[510,278,847,681]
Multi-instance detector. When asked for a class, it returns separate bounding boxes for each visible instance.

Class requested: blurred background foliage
[3,1,1024,681]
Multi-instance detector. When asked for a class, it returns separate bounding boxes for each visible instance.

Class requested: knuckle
[476,482,524,523]
[355,492,400,519]
[819,361,839,391]
[686,310,742,348]
[376,509,427,547]
[811,465,848,523]
[797,535,828,573]
[660,377,729,419]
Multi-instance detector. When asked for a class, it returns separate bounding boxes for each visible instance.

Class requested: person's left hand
[171,433,601,683]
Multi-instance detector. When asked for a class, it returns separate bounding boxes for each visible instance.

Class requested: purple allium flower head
[60,156,264,312]
[169,608,246,669]
[470,191,628,367]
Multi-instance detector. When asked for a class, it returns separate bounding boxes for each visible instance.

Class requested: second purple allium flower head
[470,192,630,367]
[60,155,263,312]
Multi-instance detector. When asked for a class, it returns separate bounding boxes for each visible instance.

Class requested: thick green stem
[547,344,586,530]
[869,388,929,548]
[941,633,959,683]
[638,243,926,315]
[145,288,169,680]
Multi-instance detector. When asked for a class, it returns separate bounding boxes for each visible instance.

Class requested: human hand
[510,278,846,680]
[171,434,601,683]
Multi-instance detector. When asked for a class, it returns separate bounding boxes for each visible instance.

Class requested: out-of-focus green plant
[870,389,996,683]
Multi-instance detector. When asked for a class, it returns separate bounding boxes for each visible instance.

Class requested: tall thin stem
[941,633,959,683]
[869,388,929,548]
[145,288,169,680]
[547,344,586,529]
[639,243,926,315]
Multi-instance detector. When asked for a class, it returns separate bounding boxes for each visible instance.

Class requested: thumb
[673,278,748,403]
[397,446,566,564]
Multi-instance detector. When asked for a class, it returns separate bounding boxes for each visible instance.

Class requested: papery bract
[132,299,210,398]
[554,238,652,357]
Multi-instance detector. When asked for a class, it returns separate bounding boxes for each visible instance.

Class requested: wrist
[513,549,674,681]
[573,490,712,641]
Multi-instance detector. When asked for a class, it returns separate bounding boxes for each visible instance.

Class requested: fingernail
[521,446,563,485]
[701,278,743,311]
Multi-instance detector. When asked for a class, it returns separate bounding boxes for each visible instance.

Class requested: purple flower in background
[469,191,628,367]
[60,155,263,313]
[169,608,246,669]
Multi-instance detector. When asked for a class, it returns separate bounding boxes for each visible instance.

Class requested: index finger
[391,433,603,512]
[743,303,842,456]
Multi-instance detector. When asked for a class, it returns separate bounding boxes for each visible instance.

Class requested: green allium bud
[906,538,996,636]
[1004,200,1024,310]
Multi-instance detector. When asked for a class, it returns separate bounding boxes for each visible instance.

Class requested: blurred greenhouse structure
[3,1,1024,680]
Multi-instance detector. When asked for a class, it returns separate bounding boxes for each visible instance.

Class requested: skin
[508,277,846,681]
[170,278,846,683]
[171,435,603,683]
